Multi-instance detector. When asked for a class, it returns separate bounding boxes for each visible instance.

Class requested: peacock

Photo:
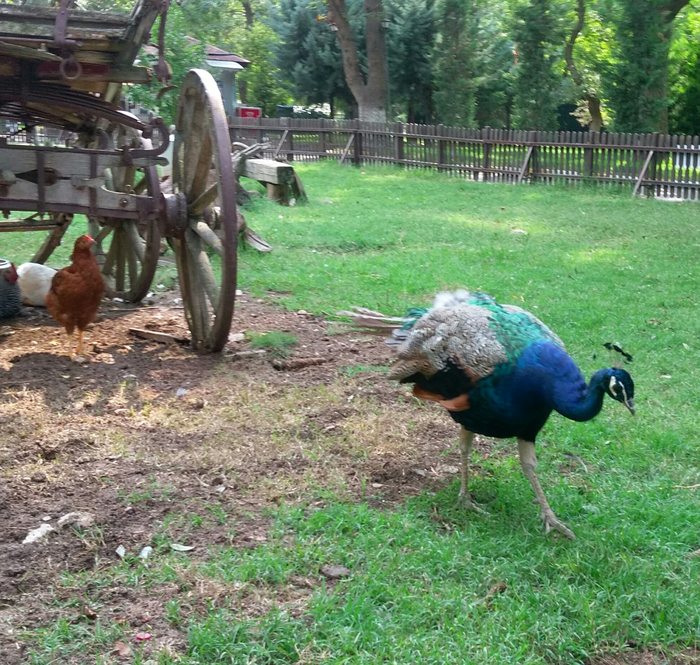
[342,289,635,539]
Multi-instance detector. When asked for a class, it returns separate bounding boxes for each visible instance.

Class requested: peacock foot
[459,491,489,515]
[541,510,575,540]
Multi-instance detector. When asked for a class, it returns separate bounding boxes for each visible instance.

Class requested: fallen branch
[128,328,189,345]
[227,349,267,360]
[272,356,331,371]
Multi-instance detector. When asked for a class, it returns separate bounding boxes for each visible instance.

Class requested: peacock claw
[542,511,576,540]
[459,492,489,515]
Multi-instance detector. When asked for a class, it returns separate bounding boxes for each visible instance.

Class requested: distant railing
[229,118,700,201]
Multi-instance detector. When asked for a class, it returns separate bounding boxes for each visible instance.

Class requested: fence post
[649,132,663,197]
[395,122,404,165]
[320,119,326,158]
[437,124,446,170]
[583,131,594,179]
[531,131,539,182]
[482,127,492,182]
[352,120,362,166]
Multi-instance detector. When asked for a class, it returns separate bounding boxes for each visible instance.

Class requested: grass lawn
[5,162,699,664]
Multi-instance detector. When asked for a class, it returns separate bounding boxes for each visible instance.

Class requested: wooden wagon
[0,0,238,352]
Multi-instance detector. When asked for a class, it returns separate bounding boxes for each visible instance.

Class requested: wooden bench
[240,158,307,205]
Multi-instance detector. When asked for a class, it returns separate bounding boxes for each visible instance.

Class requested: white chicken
[17,262,57,307]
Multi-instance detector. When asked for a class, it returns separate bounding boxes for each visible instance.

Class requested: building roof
[142,39,250,69]
[184,38,251,68]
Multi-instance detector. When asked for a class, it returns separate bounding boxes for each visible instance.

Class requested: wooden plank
[0,145,163,177]
[37,64,152,84]
[0,5,131,26]
[1,178,155,216]
[632,149,655,197]
[241,158,295,185]
[339,133,355,164]
[517,145,534,183]
[129,328,189,345]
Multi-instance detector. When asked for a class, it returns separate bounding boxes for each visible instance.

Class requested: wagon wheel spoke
[188,182,219,216]
[30,213,72,264]
[91,146,161,302]
[171,69,238,352]
[192,219,223,255]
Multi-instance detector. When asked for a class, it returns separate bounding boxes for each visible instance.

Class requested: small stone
[30,471,48,483]
[23,523,54,544]
[57,511,95,529]
[320,564,351,580]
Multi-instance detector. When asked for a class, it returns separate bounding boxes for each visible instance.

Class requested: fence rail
[229,119,700,201]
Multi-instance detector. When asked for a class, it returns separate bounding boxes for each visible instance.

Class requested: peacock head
[606,369,635,415]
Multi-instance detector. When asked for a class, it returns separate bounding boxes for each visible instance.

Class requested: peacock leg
[517,439,575,539]
[458,428,487,514]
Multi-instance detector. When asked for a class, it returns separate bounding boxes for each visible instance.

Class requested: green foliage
[511,0,563,130]
[605,0,692,132]
[236,22,292,115]
[127,4,206,125]
[565,3,615,129]
[270,0,351,114]
[432,0,478,127]
[668,4,700,134]
[387,0,437,123]
[473,2,517,129]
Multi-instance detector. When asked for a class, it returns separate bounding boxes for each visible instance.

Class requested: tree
[236,22,292,116]
[511,0,563,130]
[272,0,352,115]
[564,0,604,131]
[387,0,436,123]
[126,4,206,125]
[473,2,516,129]
[327,0,390,121]
[668,3,700,133]
[432,0,479,127]
[607,0,691,132]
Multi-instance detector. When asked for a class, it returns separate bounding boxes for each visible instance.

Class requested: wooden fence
[229,118,700,201]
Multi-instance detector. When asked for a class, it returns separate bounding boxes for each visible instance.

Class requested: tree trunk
[327,0,388,122]
[564,0,604,132]
[239,0,254,29]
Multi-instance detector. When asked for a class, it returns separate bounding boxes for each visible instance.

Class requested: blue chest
[421,341,576,441]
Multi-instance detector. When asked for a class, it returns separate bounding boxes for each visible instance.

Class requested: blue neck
[553,368,610,422]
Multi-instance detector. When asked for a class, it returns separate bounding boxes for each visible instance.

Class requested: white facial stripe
[619,383,628,403]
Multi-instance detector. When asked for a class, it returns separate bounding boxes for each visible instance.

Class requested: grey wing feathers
[388,304,506,382]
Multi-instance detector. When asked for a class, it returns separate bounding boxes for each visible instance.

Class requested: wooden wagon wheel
[89,141,161,303]
[169,69,238,352]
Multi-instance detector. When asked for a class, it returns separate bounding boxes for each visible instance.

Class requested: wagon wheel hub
[161,191,190,237]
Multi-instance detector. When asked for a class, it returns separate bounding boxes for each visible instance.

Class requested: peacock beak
[624,398,635,416]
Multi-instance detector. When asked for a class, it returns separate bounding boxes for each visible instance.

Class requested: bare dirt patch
[0,291,474,663]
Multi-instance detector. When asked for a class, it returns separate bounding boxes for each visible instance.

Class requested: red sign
[235,106,262,118]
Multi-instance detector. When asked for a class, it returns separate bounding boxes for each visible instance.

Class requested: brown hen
[46,235,104,357]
